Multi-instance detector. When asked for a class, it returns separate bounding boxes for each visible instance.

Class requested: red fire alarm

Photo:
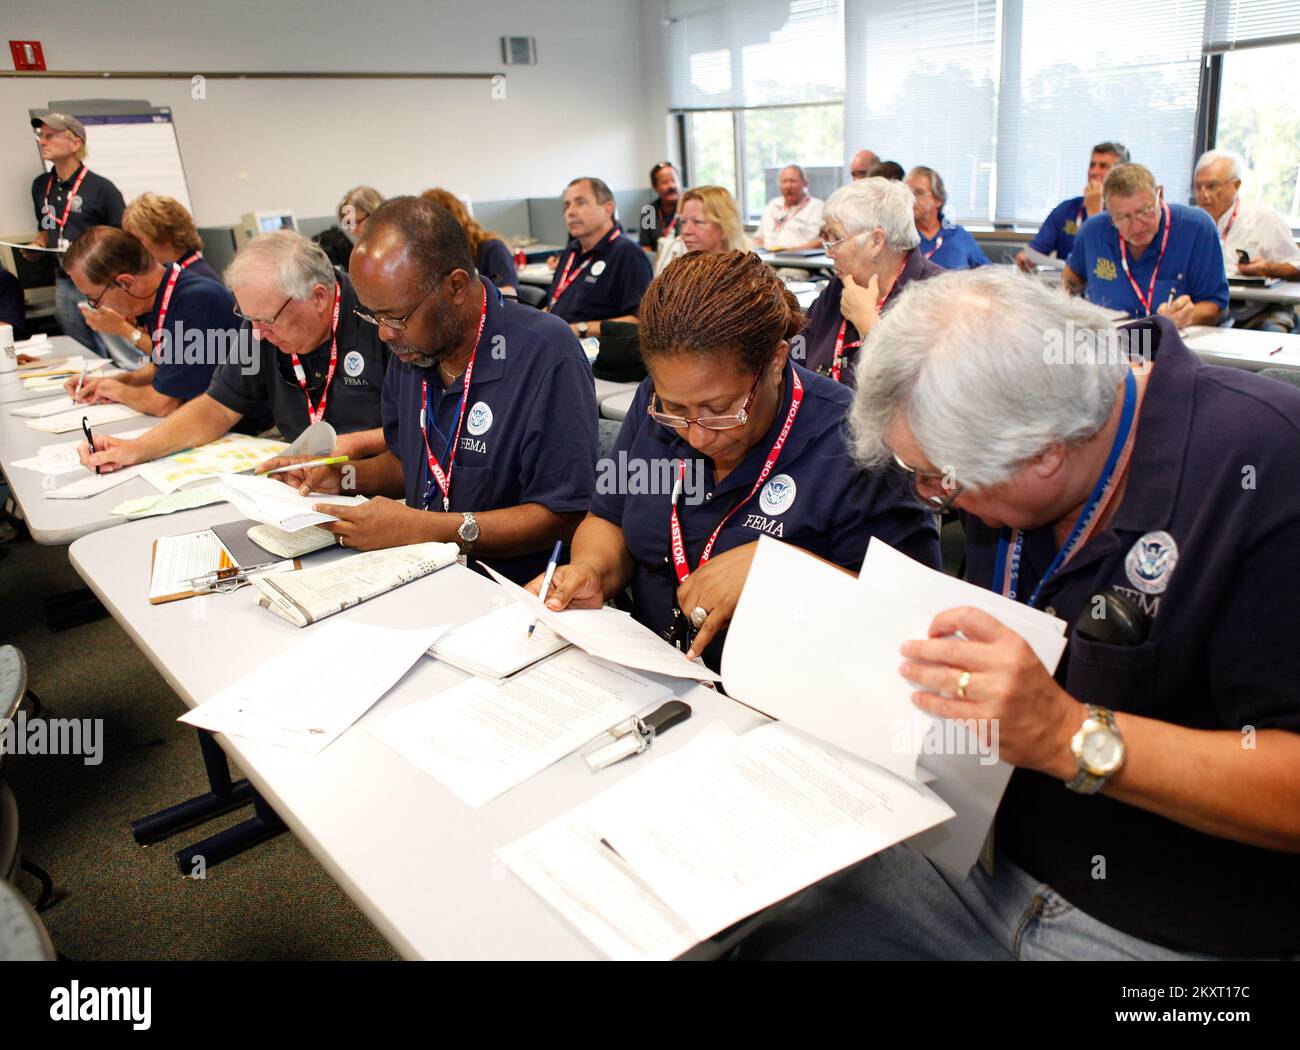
[10,41,46,71]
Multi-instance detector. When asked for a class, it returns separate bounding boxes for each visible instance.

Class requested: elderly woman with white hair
[802,177,943,386]
[743,268,1300,961]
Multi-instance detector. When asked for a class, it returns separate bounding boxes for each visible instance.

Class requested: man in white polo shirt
[1195,149,1300,332]
[753,165,825,252]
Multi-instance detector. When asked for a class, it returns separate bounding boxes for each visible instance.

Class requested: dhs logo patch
[1093,258,1117,281]
[759,474,797,516]
[1125,530,1178,595]
[466,401,493,436]
[591,260,607,277]
[343,350,365,377]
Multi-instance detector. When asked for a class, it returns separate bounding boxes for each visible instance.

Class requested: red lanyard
[1075,206,1086,230]
[151,265,182,350]
[178,250,203,270]
[829,256,909,383]
[1220,199,1239,241]
[668,369,804,583]
[773,196,809,231]
[419,284,488,512]
[923,233,944,260]
[43,165,89,238]
[661,204,678,237]
[1118,203,1171,315]
[551,228,620,306]
[289,282,342,425]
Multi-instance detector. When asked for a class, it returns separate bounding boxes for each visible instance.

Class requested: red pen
[1269,346,1284,356]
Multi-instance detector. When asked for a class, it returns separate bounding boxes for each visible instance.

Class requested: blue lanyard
[421,382,462,510]
[993,369,1138,607]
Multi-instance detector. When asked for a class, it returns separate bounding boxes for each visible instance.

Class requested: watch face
[459,518,479,542]
[1082,729,1122,773]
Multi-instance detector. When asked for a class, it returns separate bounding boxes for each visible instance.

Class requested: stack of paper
[138,434,289,494]
[370,648,670,807]
[24,402,142,434]
[10,426,151,477]
[213,471,367,532]
[481,564,721,683]
[180,621,446,753]
[498,721,954,960]
[21,355,110,389]
[722,537,1067,873]
[44,465,146,500]
[427,602,570,680]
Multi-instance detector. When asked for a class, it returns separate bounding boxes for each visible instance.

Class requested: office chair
[511,285,549,309]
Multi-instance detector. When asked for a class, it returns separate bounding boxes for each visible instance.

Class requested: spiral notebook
[428,603,571,680]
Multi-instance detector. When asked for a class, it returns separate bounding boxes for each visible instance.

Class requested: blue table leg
[130,728,253,845]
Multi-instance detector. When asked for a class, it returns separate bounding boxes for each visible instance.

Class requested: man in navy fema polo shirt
[546,176,653,340]
[79,234,390,476]
[61,227,235,416]
[1064,163,1228,328]
[1015,142,1129,272]
[278,196,599,584]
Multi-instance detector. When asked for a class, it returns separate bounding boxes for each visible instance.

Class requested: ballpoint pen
[81,415,99,475]
[185,561,283,593]
[73,361,88,400]
[529,539,564,639]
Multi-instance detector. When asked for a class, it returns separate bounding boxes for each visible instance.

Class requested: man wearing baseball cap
[26,112,126,354]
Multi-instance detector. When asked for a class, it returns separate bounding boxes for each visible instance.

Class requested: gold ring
[956,670,971,701]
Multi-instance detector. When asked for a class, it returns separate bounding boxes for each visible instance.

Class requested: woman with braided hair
[526,249,939,670]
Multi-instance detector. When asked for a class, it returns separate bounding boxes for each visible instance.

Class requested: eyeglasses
[1108,195,1161,229]
[234,296,293,328]
[821,231,859,255]
[87,277,124,310]
[353,273,450,331]
[648,370,764,431]
[893,452,964,512]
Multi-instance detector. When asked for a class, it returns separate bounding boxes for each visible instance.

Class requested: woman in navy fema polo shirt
[528,250,940,670]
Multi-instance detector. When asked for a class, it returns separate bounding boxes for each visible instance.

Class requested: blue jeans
[54,275,108,357]
[737,843,1232,961]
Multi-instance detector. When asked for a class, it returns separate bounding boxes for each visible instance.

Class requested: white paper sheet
[25,402,142,433]
[723,538,1067,780]
[500,721,954,960]
[180,621,447,754]
[44,465,146,499]
[214,471,367,531]
[428,601,571,679]
[481,563,722,682]
[598,722,954,939]
[370,648,670,807]
[10,426,152,476]
[11,395,77,418]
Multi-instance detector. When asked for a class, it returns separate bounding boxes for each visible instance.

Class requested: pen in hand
[73,361,88,401]
[81,415,99,475]
[529,540,564,639]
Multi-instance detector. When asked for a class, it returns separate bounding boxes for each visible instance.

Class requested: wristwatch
[577,322,589,338]
[1066,705,1126,794]
[456,511,480,556]
[130,328,144,346]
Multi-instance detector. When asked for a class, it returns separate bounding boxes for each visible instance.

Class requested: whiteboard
[35,109,193,215]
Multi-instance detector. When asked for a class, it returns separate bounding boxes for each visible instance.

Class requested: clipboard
[148,528,301,604]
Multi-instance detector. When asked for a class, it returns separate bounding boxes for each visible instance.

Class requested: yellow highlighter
[260,455,349,476]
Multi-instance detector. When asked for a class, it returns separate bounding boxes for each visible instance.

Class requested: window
[671,1,846,217]
[740,105,843,219]
[1215,44,1300,227]
[686,110,738,191]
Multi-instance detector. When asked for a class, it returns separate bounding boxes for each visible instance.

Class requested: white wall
[1,0,672,232]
